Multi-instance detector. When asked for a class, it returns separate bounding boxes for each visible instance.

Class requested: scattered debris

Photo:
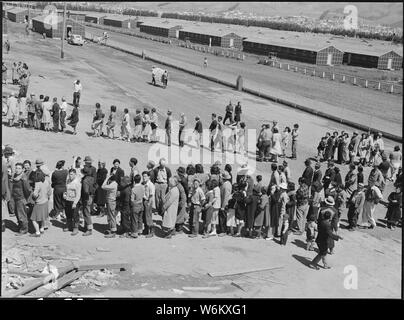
[75,261,130,272]
[182,286,221,291]
[96,247,111,252]
[7,269,47,278]
[208,266,284,277]
[374,249,385,255]
[230,281,246,292]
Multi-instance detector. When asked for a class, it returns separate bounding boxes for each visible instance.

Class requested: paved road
[86,26,403,136]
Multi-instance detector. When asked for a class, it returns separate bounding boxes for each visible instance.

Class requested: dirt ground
[1,23,402,298]
[85,25,403,137]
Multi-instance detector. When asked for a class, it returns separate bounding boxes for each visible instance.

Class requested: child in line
[305,215,318,251]
[280,213,290,245]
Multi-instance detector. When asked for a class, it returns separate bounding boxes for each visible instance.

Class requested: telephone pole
[61,1,66,58]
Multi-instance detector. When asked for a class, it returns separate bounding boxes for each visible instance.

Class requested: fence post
[365,80,368,88]
[304,68,306,75]
[390,84,394,94]
[342,75,345,82]
[287,64,290,70]
[378,82,381,90]
[332,73,335,80]
[295,66,298,72]
[279,63,282,69]
[313,69,316,76]
[353,77,356,85]
[322,72,325,78]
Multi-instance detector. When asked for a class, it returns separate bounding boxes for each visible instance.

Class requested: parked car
[68,34,84,46]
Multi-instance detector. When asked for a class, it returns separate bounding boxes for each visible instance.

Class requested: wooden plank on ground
[76,262,130,272]
[28,271,86,298]
[208,266,284,278]
[7,269,48,278]
[182,286,221,291]
[4,264,76,298]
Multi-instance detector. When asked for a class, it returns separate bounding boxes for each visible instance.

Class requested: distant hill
[100,2,403,27]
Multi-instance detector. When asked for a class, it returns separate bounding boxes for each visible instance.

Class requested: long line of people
[2,146,402,246]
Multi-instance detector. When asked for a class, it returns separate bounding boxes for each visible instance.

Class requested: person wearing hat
[165,110,172,147]
[294,177,310,235]
[386,185,402,230]
[6,93,18,127]
[281,127,291,159]
[94,161,108,216]
[257,123,269,162]
[390,146,402,182]
[218,171,232,236]
[302,159,314,187]
[3,146,16,176]
[234,101,242,123]
[51,160,68,221]
[291,123,299,160]
[51,97,60,133]
[83,156,97,181]
[63,168,82,235]
[149,107,158,143]
[129,158,139,187]
[178,113,187,148]
[269,127,282,162]
[133,108,143,142]
[344,163,357,197]
[30,171,52,237]
[347,183,365,231]
[119,108,132,142]
[334,184,347,229]
[308,208,343,270]
[193,116,203,148]
[322,161,336,190]
[81,166,96,236]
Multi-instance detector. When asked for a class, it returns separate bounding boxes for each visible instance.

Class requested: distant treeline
[34,2,158,17]
[29,3,403,43]
[161,12,403,43]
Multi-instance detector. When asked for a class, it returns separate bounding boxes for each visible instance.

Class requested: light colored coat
[162,186,179,229]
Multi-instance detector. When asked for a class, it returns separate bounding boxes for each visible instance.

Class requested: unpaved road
[2,23,402,298]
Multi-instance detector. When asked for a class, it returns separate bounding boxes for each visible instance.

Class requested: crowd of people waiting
[2,141,402,268]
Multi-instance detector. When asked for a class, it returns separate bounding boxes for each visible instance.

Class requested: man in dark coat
[301,159,314,187]
[81,166,95,236]
[209,113,218,152]
[313,162,322,184]
[51,97,60,133]
[223,101,233,125]
[152,158,172,215]
[323,160,336,190]
[234,101,242,123]
[309,209,342,270]
[193,116,203,148]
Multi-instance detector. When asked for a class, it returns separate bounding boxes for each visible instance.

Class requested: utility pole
[61,1,66,58]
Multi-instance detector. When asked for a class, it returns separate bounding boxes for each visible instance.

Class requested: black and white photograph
[1,0,402,305]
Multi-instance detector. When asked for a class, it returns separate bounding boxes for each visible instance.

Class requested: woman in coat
[385,187,402,230]
[41,96,52,131]
[30,171,52,237]
[162,177,179,238]
[67,104,79,135]
[94,161,108,216]
[270,127,283,162]
[267,185,280,239]
[51,160,68,219]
